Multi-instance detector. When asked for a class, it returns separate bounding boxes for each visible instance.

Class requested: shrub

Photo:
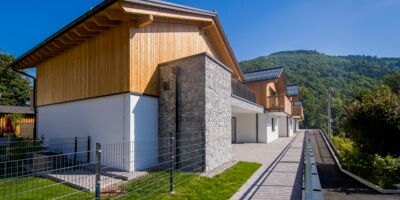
[331,135,400,188]
[342,85,400,156]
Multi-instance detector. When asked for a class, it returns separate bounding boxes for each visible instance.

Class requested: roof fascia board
[9,0,120,69]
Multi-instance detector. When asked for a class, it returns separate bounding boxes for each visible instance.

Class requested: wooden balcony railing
[231,80,256,103]
[265,95,292,115]
[292,105,304,119]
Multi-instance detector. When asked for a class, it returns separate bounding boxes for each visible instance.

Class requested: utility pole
[327,87,332,136]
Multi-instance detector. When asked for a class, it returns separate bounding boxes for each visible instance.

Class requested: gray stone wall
[204,56,232,171]
[158,53,232,172]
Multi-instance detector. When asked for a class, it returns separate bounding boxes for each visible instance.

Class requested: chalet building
[242,67,303,143]
[287,85,304,132]
[9,0,265,172]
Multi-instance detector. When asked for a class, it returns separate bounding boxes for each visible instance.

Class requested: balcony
[292,101,304,119]
[265,95,292,115]
[231,80,256,103]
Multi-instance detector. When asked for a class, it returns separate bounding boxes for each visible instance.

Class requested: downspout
[173,67,180,169]
[11,68,37,139]
[256,114,259,143]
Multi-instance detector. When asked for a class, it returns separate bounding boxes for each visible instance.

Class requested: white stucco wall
[288,118,294,137]
[266,114,279,143]
[257,113,267,143]
[232,113,257,143]
[278,116,289,137]
[37,93,158,171]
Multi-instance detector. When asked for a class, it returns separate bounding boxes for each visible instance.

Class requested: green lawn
[109,161,261,200]
[0,176,92,199]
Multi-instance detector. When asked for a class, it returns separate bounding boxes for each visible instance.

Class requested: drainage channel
[309,129,400,200]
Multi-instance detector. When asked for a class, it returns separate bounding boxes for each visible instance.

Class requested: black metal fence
[231,80,257,103]
[0,132,206,199]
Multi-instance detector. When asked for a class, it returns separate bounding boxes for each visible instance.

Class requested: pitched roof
[243,67,284,82]
[0,105,34,114]
[9,0,243,80]
[287,85,299,96]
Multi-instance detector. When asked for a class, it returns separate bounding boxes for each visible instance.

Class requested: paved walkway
[231,131,305,200]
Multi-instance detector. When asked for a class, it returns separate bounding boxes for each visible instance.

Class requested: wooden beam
[121,2,213,23]
[200,21,214,31]
[21,59,32,67]
[67,29,92,40]
[53,40,76,48]
[136,14,153,28]
[75,26,100,36]
[59,35,80,45]
[103,10,132,21]
[93,15,120,26]
[46,43,64,51]
[42,45,64,54]
[30,53,42,61]
[83,21,109,31]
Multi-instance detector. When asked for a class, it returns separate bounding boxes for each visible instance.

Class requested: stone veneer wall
[158,53,232,172]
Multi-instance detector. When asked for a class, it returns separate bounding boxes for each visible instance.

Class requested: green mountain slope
[239,50,400,131]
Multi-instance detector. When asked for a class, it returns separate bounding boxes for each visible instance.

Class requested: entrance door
[231,117,237,143]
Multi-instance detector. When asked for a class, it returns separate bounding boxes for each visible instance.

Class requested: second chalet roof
[287,85,299,96]
[0,105,34,114]
[243,67,284,82]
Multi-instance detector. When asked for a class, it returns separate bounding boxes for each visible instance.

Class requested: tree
[0,50,31,106]
[383,72,400,95]
[343,85,400,156]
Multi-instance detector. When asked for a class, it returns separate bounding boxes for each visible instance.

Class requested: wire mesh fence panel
[0,132,207,199]
[0,150,97,199]
[0,136,95,199]
[100,131,205,200]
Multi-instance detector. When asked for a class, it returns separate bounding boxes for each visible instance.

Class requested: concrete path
[231,131,305,200]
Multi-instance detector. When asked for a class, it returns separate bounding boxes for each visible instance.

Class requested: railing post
[87,136,91,164]
[169,132,175,194]
[95,143,101,200]
[73,136,77,166]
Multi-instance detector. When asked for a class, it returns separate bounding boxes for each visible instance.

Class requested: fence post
[74,137,77,165]
[169,132,175,194]
[87,136,91,164]
[95,143,101,200]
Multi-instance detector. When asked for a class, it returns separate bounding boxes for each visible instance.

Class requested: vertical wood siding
[36,22,130,106]
[129,22,219,95]
[35,21,221,105]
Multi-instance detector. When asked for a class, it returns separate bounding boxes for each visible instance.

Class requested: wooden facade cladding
[37,22,130,106]
[36,20,221,106]
[244,75,293,115]
[129,22,220,96]
[292,105,304,119]
[14,0,243,106]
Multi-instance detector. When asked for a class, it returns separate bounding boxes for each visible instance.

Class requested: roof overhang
[9,0,243,80]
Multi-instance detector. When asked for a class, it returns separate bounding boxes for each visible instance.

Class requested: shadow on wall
[132,95,158,171]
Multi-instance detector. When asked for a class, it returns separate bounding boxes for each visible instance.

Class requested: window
[271,117,275,131]
[289,118,292,129]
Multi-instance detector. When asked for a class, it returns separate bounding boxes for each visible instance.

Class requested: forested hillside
[239,50,400,132]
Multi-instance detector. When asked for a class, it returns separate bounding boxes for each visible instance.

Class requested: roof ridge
[244,66,284,74]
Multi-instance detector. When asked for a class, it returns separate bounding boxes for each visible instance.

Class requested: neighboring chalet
[0,105,35,138]
[242,67,304,143]
[9,0,261,172]
[287,85,304,132]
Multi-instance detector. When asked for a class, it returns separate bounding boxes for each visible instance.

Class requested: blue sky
[1,0,399,61]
